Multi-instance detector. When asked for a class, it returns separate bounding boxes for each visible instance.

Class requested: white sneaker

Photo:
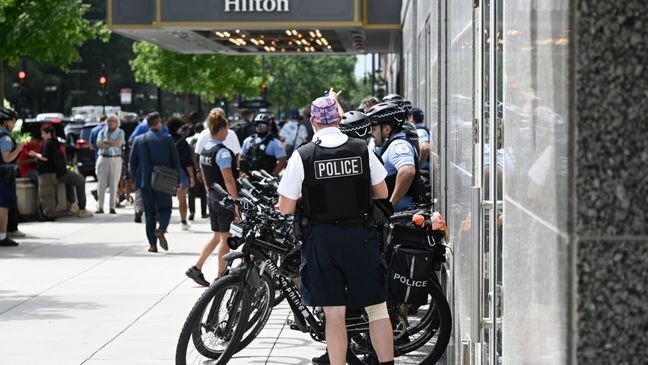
[181,222,192,231]
[77,209,94,218]
[7,230,27,238]
[68,203,80,213]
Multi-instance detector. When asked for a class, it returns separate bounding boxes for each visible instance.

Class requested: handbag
[144,134,178,195]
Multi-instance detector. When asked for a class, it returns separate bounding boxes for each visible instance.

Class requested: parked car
[74,123,100,179]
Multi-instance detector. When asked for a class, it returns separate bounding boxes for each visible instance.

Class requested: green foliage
[0,0,108,67]
[264,55,360,112]
[130,42,264,100]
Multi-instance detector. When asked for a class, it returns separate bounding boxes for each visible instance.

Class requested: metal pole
[371,53,376,96]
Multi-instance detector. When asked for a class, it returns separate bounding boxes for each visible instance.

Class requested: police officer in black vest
[278,90,394,365]
[186,111,240,286]
[239,113,287,176]
[367,102,423,212]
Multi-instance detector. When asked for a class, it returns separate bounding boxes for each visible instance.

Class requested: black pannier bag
[387,244,436,305]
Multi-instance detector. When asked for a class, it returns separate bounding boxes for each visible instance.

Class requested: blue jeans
[141,187,172,246]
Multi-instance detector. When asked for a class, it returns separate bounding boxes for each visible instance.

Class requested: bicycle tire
[393,280,452,364]
[175,275,250,365]
[347,280,452,365]
[237,271,274,351]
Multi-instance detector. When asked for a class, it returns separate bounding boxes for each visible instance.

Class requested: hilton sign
[224,0,290,12]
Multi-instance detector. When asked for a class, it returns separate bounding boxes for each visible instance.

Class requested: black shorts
[0,172,17,208]
[207,189,234,233]
[299,224,387,308]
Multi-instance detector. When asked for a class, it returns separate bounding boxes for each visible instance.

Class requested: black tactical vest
[298,138,372,224]
[381,133,423,201]
[200,143,239,191]
[240,133,277,174]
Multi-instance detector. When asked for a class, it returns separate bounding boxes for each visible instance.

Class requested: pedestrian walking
[95,115,125,214]
[168,117,196,230]
[187,123,208,220]
[130,112,182,253]
[0,108,24,247]
[277,90,394,365]
[186,110,239,286]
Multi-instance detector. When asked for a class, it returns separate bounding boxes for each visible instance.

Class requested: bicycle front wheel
[176,275,250,365]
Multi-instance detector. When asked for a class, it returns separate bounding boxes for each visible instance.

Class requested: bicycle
[176,179,452,365]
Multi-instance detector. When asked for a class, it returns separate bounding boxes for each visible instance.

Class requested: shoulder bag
[144,134,178,195]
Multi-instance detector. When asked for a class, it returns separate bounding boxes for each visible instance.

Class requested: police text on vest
[314,157,363,180]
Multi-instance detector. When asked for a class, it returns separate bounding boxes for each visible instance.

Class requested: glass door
[479,0,504,363]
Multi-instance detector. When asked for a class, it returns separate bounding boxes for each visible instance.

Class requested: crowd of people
[3,91,431,364]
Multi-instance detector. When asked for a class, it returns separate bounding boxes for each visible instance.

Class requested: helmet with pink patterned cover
[310,96,341,125]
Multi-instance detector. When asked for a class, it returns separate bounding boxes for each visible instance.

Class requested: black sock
[379,361,394,365]
[181,220,187,224]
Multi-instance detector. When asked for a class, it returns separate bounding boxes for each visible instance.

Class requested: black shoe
[188,213,194,221]
[185,266,210,287]
[109,209,117,214]
[91,189,98,201]
[312,352,329,365]
[201,213,210,219]
[155,229,168,251]
[39,215,56,222]
[0,237,19,247]
[95,208,104,214]
[134,212,142,223]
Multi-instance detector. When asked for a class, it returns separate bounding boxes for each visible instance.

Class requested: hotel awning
[107,0,402,54]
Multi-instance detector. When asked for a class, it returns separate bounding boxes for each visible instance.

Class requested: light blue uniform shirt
[382,132,416,212]
[0,126,16,170]
[203,139,233,169]
[416,127,431,170]
[241,133,286,159]
[97,127,125,157]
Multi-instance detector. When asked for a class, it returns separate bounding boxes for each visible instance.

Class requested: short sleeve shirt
[279,120,308,147]
[382,132,416,176]
[416,128,430,144]
[97,127,125,156]
[204,139,233,169]
[278,128,387,200]
[241,134,287,159]
[195,128,241,156]
[0,127,15,169]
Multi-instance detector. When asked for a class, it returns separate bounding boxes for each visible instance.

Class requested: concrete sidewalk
[0,186,324,365]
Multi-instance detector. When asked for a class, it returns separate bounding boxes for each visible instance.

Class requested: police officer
[367,102,422,212]
[0,108,23,247]
[239,113,286,176]
[408,107,432,168]
[278,90,394,365]
[186,110,240,286]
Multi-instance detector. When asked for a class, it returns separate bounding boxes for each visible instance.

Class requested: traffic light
[219,99,226,107]
[99,75,107,87]
[17,70,26,85]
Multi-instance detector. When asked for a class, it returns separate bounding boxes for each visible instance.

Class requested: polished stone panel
[575,0,648,237]
[577,240,648,363]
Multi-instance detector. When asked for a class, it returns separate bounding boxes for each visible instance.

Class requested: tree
[0,0,108,102]
[130,42,265,101]
[264,55,360,113]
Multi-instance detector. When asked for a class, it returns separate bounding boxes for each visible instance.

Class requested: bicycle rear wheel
[176,275,250,365]
[348,279,452,365]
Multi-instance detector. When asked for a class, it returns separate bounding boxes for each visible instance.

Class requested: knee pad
[365,302,389,323]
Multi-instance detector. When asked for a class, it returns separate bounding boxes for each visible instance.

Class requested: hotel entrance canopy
[108,0,402,54]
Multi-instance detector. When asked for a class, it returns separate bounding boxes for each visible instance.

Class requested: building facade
[389,0,647,363]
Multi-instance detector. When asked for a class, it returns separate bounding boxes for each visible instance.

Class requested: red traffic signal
[99,76,107,86]
[17,70,26,81]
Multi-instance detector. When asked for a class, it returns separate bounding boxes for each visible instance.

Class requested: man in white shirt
[279,109,308,157]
